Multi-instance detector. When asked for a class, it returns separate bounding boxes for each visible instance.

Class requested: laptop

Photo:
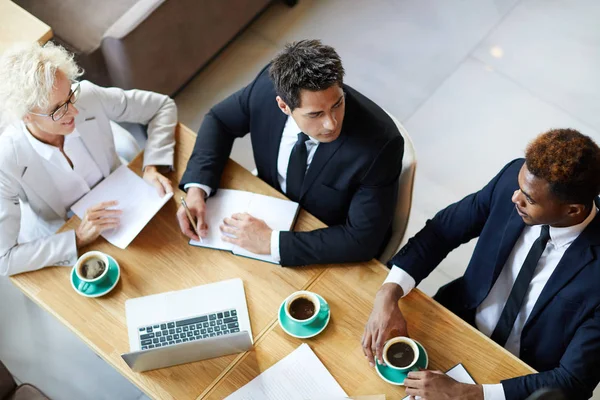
[121,278,253,372]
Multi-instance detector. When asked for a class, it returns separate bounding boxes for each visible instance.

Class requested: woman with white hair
[0,42,177,276]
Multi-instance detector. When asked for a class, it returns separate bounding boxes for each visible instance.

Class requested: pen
[181,196,203,243]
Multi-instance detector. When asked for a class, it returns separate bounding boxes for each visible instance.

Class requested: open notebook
[189,189,300,264]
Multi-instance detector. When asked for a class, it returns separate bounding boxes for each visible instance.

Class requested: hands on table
[362,283,408,366]
[362,284,483,400]
[76,200,122,248]
[404,370,483,400]
[177,187,208,241]
[220,212,272,254]
[143,165,173,197]
[177,188,272,254]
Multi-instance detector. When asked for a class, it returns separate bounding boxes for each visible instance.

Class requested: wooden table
[10,123,536,399]
[0,1,53,54]
[10,124,329,399]
[205,263,536,398]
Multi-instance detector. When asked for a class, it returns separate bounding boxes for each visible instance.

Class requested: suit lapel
[489,207,526,287]
[14,130,66,218]
[298,85,355,200]
[75,112,111,178]
[525,212,600,327]
[299,134,348,201]
[267,108,288,192]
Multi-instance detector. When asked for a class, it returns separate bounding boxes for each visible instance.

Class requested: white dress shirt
[384,206,597,400]
[185,116,319,261]
[24,127,103,210]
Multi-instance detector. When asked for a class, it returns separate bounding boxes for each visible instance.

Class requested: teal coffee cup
[74,251,110,293]
[383,336,420,371]
[284,290,329,326]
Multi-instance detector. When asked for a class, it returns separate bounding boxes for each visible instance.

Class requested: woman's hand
[143,165,173,197]
[75,200,122,248]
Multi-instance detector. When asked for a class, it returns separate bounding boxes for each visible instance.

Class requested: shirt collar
[547,205,598,249]
[67,129,81,139]
[22,121,56,161]
[285,116,320,146]
[22,122,80,161]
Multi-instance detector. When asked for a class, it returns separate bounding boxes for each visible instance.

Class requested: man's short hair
[268,39,345,110]
[525,128,600,206]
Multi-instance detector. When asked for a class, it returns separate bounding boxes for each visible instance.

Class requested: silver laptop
[121,278,253,372]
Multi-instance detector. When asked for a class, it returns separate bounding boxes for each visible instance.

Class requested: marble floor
[1,0,598,398]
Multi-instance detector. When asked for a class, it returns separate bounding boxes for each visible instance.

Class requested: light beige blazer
[0,80,177,276]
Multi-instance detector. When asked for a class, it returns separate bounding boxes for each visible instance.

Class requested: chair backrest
[0,359,16,399]
[378,111,417,264]
[109,120,141,164]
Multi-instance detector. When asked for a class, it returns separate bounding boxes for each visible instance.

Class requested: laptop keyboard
[137,309,239,350]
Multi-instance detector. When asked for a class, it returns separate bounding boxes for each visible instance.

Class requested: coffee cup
[382,336,420,371]
[74,251,110,293]
[284,291,327,325]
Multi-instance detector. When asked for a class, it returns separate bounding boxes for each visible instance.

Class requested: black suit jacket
[180,65,404,266]
[390,159,600,400]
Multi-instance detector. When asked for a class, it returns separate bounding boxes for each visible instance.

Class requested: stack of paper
[71,165,173,249]
[225,344,347,400]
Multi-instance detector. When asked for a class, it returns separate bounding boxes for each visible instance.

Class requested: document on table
[402,363,476,400]
[71,165,173,249]
[224,343,347,400]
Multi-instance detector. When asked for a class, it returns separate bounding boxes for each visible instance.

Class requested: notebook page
[71,165,172,249]
[225,343,347,400]
[189,189,252,251]
[232,192,299,263]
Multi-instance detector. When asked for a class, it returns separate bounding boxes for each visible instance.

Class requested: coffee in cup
[289,297,316,320]
[74,251,110,293]
[284,291,322,325]
[78,255,107,280]
[382,337,419,370]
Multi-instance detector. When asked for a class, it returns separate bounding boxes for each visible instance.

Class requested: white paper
[225,343,347,400]
[445,364,476,384]
[71,165,173,249]
[402,364,476,400]
[190,189,299,264]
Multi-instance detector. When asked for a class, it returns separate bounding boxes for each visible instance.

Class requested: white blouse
[23,124,103,211]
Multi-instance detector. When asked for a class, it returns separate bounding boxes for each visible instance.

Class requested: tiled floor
[1,0,598,398]
[0,277,147,400]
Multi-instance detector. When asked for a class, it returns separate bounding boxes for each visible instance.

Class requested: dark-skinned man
[363,129,600,400]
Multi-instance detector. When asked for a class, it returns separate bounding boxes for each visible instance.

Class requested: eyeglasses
[29,82,81,121]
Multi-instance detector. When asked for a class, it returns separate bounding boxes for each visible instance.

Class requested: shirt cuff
[271,230,281,263]
[482,384,506,400]
[383,265,416,298]
[183,183,212,198]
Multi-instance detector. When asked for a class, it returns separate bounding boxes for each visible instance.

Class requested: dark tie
[490,225,551,347]
[286,132,310,202]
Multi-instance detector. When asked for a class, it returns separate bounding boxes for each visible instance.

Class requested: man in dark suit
[362,129,600,399]
[177,40,403,266]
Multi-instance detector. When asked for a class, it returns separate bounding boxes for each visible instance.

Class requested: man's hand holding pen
[177,187,208,242]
